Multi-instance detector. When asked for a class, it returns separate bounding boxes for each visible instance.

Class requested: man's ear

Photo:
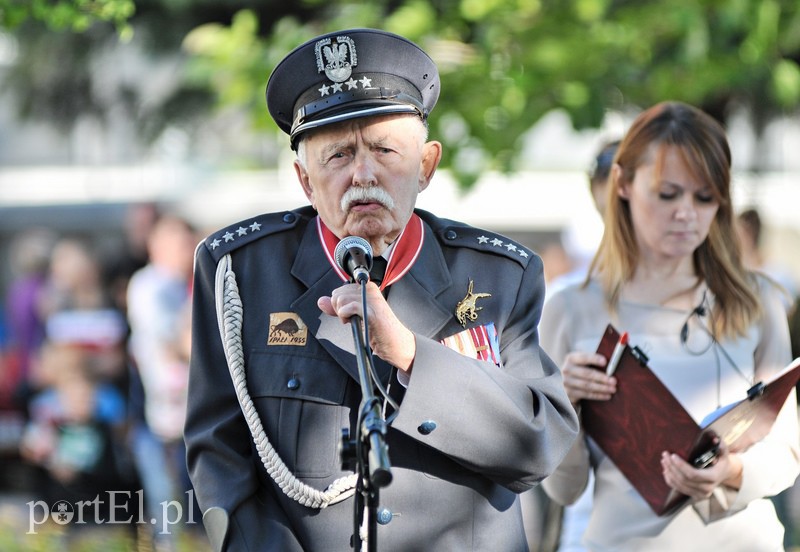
[418,140,443,192]
[294,159,315,207]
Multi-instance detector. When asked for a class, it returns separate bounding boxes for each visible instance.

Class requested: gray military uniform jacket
[185,206,578,551]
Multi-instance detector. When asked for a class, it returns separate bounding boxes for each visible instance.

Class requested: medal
[455,279,491,327]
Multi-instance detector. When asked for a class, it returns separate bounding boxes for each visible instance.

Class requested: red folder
[582,324,800,516]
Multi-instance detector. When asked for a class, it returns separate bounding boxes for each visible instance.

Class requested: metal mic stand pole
[344,301,392,551]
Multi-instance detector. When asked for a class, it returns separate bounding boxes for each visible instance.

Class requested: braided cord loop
[214,254,357,508]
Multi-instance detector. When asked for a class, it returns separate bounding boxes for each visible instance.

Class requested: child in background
[20,342,130,514]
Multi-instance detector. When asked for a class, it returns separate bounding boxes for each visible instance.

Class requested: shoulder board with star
[418,212,532,268]
[201,209,308,263]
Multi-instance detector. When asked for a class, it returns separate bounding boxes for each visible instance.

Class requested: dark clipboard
[582,324,800,516]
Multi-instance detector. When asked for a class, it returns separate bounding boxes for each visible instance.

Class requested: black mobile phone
[692,446,719,469]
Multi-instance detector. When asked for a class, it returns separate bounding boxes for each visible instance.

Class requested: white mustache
[340,186,395,213]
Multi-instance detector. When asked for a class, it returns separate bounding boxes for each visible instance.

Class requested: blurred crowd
[0,203,203,551]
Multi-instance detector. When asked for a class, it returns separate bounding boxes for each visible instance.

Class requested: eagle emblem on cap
[315,35,357,83]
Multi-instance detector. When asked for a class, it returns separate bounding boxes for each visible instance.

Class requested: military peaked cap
[266,28,440,149]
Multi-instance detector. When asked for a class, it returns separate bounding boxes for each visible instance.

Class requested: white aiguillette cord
[214,253,357,509]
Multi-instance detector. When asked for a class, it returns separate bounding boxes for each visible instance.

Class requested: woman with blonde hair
[541,101,799,550]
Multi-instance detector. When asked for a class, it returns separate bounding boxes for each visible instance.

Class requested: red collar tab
[317,214,424,290]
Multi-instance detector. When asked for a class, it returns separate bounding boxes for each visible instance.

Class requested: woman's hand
[561,351,617,405]
[660,441,743,501]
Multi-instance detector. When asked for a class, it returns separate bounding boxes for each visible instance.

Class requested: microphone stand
[342,280,392,552]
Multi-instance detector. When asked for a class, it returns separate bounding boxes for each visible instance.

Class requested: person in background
[185,28,579,551]
[104,202,161,315]
[1,228,57,462]
[522,139,621,552]
[552,139,623,552]
[736,207,800,549]
[20,340,130,519]
[541,101,799,550]
[3,228,57,401]
[546,140,621,302]
[735,207,798,314]
[37,237,111,318]
[126,213,197,551]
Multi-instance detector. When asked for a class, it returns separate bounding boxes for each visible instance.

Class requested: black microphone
[334,236,373,284]
[681,291,708,343]
[695,289,708,316]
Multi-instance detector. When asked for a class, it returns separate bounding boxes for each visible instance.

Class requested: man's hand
[318,282,416,373]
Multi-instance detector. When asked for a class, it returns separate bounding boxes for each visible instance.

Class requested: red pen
[606,331,629,376]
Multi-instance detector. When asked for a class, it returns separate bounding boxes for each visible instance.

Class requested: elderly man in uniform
[185,28,579,551]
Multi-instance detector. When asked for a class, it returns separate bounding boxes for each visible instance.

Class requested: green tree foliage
[0,0,135,37]
[183,0,800,188]
[0,1,305,162]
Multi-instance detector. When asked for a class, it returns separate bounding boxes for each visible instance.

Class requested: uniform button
[287,378,300,390]
[377,508,393,525]
[283,212,296,223]
[445,230,457,240]
[417,420,437,435]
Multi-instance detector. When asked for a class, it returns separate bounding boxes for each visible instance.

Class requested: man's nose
[352,150,377,187]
